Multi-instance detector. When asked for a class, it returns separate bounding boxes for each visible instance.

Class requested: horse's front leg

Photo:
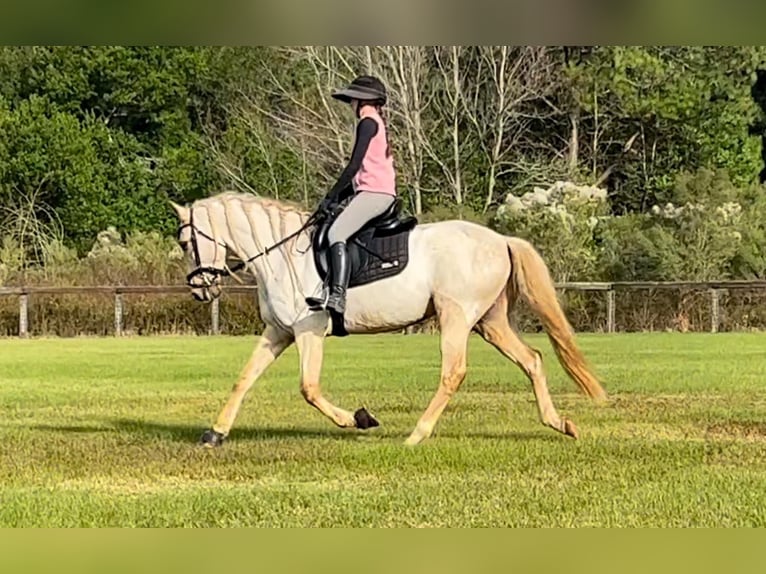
[294,323,377,429]
[201,324,293,446]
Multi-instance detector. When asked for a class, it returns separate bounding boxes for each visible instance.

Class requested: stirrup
[305,291,328,310]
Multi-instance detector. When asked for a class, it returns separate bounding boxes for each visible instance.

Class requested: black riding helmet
[331,75,387,106]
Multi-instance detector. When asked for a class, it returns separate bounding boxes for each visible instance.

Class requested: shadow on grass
[23,419,564,444]
[27,419,371,443]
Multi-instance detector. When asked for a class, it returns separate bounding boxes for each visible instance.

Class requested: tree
[562,46,766,213]
[461,46,561,212]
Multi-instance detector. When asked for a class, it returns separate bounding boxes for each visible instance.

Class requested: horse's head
[171,201,228,302]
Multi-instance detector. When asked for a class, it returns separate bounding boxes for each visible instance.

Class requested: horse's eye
[179,240,189,250]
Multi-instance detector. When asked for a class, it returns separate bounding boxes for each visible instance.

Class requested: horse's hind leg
[405,298,471,446]
[475,297,578,439]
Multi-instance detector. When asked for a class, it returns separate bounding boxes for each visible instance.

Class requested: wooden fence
[3,280,766,337]
[0,285,256,338]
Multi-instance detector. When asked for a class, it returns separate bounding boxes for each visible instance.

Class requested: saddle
[311,197,418,334]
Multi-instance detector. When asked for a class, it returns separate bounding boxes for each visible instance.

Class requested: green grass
[1,332,766,527]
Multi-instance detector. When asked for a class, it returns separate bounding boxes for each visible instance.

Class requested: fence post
[211,298,220,335]
[19,293,28,339]
[606,289,615,334]
[710,288,720,333]
[114,292,123,337]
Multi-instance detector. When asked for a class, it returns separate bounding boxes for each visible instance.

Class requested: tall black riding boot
[325,241,350,314]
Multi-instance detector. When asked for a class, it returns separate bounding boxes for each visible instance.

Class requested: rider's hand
[319,197,333,216]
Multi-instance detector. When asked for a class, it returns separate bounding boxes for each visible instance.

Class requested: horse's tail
[505,236,607,401]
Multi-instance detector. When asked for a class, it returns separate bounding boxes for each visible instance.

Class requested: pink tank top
[352,107,396,196]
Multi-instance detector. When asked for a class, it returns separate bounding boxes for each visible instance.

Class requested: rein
[178,206,322,286]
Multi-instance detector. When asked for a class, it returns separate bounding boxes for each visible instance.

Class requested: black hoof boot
[354,407,380,430]
[200,429,225,447]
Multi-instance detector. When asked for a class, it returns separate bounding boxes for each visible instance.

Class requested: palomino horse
[171,191,606,447]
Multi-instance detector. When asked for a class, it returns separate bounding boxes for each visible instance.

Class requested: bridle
[178,206,323,288]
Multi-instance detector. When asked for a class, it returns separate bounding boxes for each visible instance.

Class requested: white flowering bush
[494,181,609,282]
[646,197,744,281]
[493,171,766,284]
[86,226,137,268]
[497,180,608,217]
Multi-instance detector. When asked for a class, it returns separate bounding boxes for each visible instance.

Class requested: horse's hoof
[563,419,579,439]
[354,407,380,430]
[200,429,225,447]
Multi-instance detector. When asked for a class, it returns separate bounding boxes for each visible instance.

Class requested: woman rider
[306,75,397,315]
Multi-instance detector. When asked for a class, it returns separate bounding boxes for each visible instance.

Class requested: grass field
[2,332,766,527]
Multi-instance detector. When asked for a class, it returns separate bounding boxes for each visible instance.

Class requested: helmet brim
[331,87,386,104]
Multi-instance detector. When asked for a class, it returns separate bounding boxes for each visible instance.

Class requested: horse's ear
[170,200,189,221]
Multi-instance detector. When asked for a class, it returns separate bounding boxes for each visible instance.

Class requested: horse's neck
[227,200,312,281]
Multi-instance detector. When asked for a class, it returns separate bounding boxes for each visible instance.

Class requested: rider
[306,75,397,315]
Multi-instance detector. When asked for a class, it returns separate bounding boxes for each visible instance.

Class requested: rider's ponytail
[374,100,392,158]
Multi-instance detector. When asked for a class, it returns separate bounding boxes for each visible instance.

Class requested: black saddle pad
[347,227,412,288]
[311,195,417,287]
[312,219,416,289]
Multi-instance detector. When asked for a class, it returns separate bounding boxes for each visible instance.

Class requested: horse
[171,191,607,447]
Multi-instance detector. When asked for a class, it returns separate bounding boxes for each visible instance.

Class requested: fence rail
[2,281,766,337]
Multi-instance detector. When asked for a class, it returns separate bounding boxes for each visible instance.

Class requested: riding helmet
[331,75,387,106]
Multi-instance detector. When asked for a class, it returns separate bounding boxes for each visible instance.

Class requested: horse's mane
[192,191,312,220]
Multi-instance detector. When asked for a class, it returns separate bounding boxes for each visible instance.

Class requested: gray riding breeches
[327,191,396,245]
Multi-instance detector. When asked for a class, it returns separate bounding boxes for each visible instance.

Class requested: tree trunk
[568,109,579,175]
[453,111,462,205]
